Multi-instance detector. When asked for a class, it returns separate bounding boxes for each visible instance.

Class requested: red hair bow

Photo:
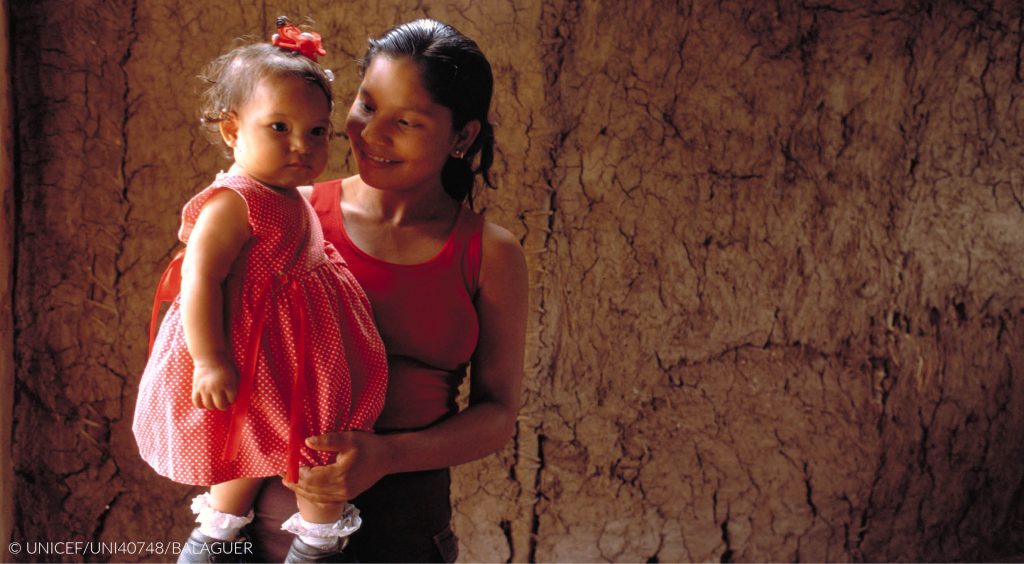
[272,16,327,62]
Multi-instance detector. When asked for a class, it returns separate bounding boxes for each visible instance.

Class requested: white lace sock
[190,492,254,542]
[281,503,362,550]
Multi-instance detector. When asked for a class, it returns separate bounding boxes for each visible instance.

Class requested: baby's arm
[181,189,252,410]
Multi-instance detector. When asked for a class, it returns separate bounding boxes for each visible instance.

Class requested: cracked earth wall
[1,0,15,558]
[8,1,1024,562]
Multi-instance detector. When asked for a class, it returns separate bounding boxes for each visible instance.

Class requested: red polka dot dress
[133,174,387,486]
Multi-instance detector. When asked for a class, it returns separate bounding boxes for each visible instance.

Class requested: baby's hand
[191,355,238,410]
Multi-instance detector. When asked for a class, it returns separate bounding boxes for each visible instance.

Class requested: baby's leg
[296,495,343,524]
[178,478,263,563]
[193,477,264,541]
[209,476,264,516]
[281,493,362,558]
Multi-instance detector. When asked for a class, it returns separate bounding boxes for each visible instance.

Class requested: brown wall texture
[8,0,1024,562]
[1,0,15,559]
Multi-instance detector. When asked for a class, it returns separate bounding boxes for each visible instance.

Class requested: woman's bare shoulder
[480,218,519,248]
[478,216,526,286]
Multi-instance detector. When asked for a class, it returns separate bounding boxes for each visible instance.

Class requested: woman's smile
[345,56,463,193]
[358,146,400,165]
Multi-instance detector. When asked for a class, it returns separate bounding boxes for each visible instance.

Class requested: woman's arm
[287,221,528,502]
[181,189,252,410]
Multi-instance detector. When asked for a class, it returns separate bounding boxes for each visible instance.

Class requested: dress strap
[284,278,309,483]
[458,210,485,297]
[221,275,275,466]
[222,273,309,484]
[148,248,187,357]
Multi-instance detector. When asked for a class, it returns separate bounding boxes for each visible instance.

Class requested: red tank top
[311,179,483,431]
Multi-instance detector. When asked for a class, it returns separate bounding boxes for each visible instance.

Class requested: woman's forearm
[379,399,518,475]
[291,397,519,504]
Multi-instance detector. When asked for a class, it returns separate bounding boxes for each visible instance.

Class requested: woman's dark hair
[359,19,495,206]
[199,41,333,152]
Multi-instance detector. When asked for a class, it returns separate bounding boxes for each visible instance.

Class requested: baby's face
[224,74,332,190]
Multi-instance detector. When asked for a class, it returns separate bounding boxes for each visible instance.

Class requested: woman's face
[345,56,465,194]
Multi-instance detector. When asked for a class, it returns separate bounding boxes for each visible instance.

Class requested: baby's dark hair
[359,19,495,207]
[199,41,333,149]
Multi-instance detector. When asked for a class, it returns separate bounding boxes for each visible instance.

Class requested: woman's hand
[191,354,238,410]
[283,431,394,503]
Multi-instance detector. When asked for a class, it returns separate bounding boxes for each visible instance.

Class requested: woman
[249,18,528,563]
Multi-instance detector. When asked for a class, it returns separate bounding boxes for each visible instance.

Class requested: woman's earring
[452,150,464,159]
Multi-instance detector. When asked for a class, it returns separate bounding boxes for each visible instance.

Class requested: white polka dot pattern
[132,175,388,486]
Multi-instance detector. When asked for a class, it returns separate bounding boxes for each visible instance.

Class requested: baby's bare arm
[181,189,252,410]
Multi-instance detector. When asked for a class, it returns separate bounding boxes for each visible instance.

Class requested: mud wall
[8,1,1024,562]
[1,0,15,559]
